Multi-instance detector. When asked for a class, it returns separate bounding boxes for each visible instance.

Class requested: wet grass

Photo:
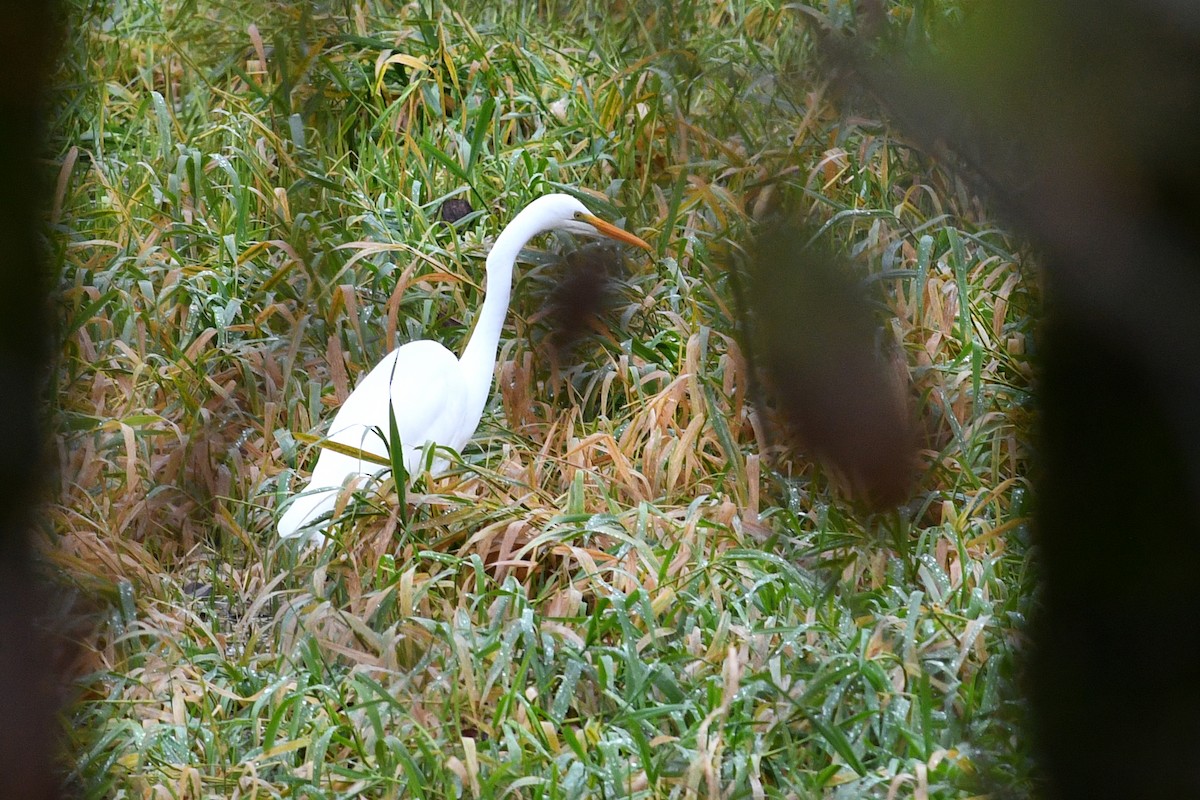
[47,0,1035,796]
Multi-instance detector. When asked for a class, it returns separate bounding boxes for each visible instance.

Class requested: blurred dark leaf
[541,242,626,360]
[743,222,916,510]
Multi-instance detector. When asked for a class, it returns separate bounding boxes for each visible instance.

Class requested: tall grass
[48,0,1034,796]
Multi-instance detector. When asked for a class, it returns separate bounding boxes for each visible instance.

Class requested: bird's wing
[328,340,467,459]
[389,342,472,467]
[278,340,469,539]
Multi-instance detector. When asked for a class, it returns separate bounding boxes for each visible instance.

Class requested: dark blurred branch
[819,2,1200,796]
[0,0,66,798]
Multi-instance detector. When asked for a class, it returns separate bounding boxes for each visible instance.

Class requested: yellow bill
[577,212,652,250]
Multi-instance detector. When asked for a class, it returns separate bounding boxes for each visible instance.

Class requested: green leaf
[465,95,496,179]
[388,387,408,527]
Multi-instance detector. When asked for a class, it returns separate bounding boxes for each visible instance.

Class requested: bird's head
[522,193,651,250]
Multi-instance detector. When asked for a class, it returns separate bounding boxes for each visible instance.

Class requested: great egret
[277,193,651,540]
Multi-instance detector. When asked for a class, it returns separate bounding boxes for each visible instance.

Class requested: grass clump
[48,0,1036,796]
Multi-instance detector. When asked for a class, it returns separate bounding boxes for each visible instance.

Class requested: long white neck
[458,214,537,421]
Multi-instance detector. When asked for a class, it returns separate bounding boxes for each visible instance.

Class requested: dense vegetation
[47,0,1036,796]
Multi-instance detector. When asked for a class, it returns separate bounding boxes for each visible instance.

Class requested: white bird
[277,193,651,540]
